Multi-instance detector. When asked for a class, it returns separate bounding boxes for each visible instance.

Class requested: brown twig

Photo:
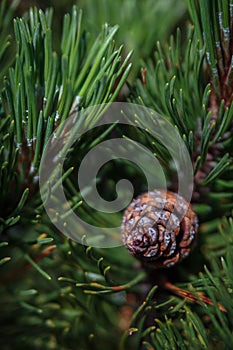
[163,280,227,313]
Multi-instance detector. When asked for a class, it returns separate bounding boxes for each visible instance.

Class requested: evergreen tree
[1,1,233,349]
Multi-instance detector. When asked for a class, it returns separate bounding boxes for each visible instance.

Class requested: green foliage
[0,235,142,350]
[0,5,131,233]
[78,0,186,79]
[1,1,233,350]
[0,7,132,348]
[132,1,233,216]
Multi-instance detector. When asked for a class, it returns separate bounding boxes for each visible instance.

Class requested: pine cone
[121,190,198,268]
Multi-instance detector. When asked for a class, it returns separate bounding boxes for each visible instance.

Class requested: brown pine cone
[121,190,198,268]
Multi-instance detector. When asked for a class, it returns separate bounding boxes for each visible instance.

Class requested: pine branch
[0,5,131,236]
[187,0,233,108]
[1,2,233,350]
[0,7,132,348]
[131,15,233,209]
